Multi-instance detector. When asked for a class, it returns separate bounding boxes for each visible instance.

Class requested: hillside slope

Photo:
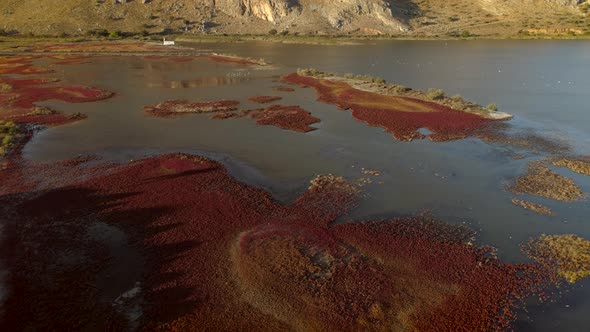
[0,0,588,37]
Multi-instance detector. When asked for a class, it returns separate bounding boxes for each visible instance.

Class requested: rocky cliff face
[213,0,407,31]
[215,0,300,23]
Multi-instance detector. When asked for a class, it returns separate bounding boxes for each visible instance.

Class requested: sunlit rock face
[214,0,407,31]
[215,0,300,23]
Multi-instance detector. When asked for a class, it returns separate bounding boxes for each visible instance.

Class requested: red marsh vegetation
[0,57,113,126]
[144,55,194,62]
[0,153,566,331]
[248,96,283,104]
[28,42,172,53]
[0,55,53,75]
[145,98,319,133]
[249,105,320,133]
[273,86,296,92]
[282,73,494,141]
[144,100,240,118]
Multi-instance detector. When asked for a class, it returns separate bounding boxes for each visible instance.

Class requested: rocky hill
[0,0,588,37]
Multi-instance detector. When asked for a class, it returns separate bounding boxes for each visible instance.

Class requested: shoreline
[1,33,590,51]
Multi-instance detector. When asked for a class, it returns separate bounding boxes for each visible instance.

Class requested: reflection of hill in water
[147,76,249,89]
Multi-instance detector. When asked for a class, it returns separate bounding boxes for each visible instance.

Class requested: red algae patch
[46,54,92,65]
[144,55,194,62]
[0,60,113,126]
[273,86,296,92]
[248,96,283,104]
[524,235,590,284]
[0,153,568,331]
[211,111,240,120]
[144,100,320,134]
[10,86,113,109]
[28,42,173,53]
[144,99,240,118]
[249,105,320,132]
[0,55,53,75]
[283,73,496,141]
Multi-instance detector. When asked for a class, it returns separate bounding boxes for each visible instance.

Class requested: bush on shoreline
[426,88,445,100]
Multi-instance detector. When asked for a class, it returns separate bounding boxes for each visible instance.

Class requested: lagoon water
[23,40,590,331]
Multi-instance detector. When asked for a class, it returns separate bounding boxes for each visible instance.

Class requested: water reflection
[146,75,251,89]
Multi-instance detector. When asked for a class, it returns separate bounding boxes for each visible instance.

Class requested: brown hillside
[0,0,588,37]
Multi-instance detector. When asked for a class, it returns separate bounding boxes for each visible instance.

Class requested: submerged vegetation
[510,160,586,202]
[550,157,590,176]
[525,235,590,284]
[511,198,554,216]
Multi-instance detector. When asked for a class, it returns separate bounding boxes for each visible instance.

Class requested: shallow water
[21,41,590,330]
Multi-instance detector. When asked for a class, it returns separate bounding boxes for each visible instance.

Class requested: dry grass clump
[511,199,553,216]
[0,120,22,156]
[308,174,360,195]
[525,235,590,284]
[550,157,590,176]
[510,160,585,201]
[0,82,12,91]
[30,105,57,116]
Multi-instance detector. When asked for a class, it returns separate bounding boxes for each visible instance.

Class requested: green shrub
[451,95,464,102]
[109,30,121,38]
[87,29,109,37]
[2,135,15,147]
[486,103,498,111]
[31,106,55,116]
[372,77,386,84]
[391,85,409,94]
[268,29,278,35]
[0,121,19,135]
[426,88,445,100]
[297,68,321,76]
[461,30,471,38]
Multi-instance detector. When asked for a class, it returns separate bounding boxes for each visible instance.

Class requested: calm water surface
[23,40,590,331]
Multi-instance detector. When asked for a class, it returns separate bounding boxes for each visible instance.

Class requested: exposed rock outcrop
[214,0,407,31]
[215,0,300,23]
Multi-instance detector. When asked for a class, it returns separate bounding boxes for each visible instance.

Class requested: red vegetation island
[144,55,194,62]
[145,98,319,133]
[0,55,53,75]
[282,73,496,141]
[208,54,266,66]
[0,153,561,331]
[0,57,113,127]
[248,96,283,104]
[144,99,240,118]
[273,86,296,92]
[250,105,320,133]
